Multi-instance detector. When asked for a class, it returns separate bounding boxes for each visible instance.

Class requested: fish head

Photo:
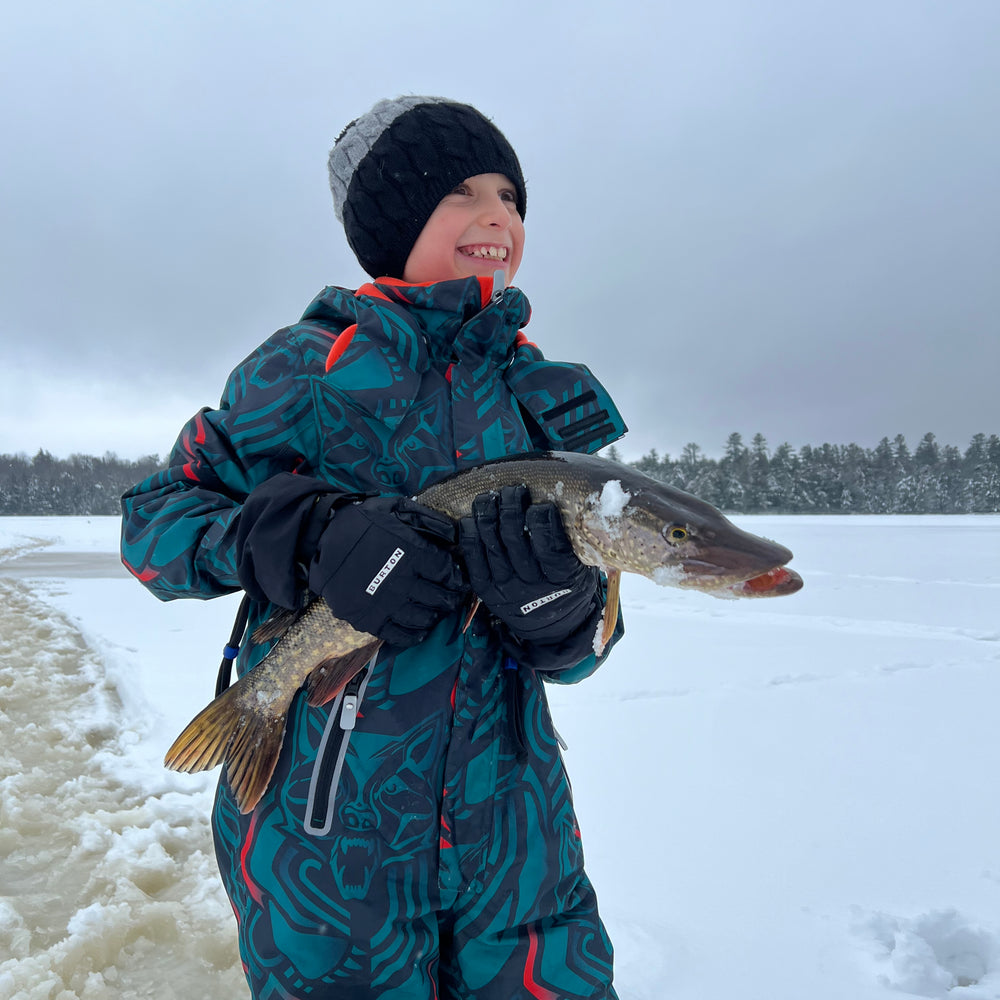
[569,474,798,595]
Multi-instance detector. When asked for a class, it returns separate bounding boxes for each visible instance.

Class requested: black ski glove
[459,485,601,649]
[236,472,356,609]
[308,495,469,648]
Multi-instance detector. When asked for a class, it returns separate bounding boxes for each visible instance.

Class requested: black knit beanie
[328,96,526,279]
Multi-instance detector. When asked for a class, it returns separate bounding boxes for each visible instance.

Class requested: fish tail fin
[305,640,382,706]
[164,681,246,774]
[224,712,287,814]
[164,677,289,815]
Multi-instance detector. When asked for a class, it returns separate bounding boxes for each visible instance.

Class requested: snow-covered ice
[2,514,999,999]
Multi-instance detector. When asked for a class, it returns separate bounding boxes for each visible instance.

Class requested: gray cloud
[2,0,997,462]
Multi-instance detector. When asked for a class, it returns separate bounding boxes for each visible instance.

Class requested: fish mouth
[673,533,797,593]
[672,555,803,598]
[734,565,804,596]
[679,553,789,581]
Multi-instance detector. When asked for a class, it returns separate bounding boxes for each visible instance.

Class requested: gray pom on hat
[328,96,526,279]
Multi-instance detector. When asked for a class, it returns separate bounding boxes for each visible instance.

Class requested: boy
[121,96,628,999]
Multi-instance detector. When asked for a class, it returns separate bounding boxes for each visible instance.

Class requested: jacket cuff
[235,473,369,609]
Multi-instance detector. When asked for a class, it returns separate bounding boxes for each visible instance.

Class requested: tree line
[0,451,163,516]
[1,432,998,516]
[608,432,1000,514]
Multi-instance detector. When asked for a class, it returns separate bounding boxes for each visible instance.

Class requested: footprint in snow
[853,907,1000,997]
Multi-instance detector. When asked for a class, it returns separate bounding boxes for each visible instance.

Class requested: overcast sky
[2,0,997,463]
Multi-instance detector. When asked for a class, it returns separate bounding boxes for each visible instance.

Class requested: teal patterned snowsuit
[121,275,627,999]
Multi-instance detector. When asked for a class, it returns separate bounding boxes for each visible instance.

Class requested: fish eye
[664,524,689,544]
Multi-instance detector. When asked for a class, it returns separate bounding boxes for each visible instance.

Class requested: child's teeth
[464,246,508,259]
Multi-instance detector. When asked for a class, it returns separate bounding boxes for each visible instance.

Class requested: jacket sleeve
[120,330,322,601]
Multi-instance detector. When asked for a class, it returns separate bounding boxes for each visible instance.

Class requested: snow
[2,513,1000,999]
[592,479,631,529]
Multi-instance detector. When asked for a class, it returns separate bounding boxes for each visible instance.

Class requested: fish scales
[164,450,803,813]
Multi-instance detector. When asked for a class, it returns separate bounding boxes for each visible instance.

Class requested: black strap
[504,656,528,762]
[215,593,252,697]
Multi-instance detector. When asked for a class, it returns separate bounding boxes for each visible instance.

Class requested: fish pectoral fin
[597,568,621,654]
[462,597,482,633]
[304,640,382,707]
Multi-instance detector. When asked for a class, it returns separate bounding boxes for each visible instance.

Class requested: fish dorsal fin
[251,606,304,645]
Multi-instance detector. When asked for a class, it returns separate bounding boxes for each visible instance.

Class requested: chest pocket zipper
[304,660,374,836]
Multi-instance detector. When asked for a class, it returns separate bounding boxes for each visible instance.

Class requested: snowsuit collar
[297,274,624,491]
[301,275,532,375]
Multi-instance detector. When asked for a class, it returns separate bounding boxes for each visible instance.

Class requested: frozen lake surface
[1,514,999,999]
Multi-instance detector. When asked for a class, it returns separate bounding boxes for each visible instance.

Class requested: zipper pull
[340,693,359,730]
[491,268,505,304]
[339,669,367,731]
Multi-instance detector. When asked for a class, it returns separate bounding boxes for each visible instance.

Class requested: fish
[164,450,803,812]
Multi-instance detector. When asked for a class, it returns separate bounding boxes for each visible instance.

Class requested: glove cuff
[235,473,374,609]
[498,596,604,673]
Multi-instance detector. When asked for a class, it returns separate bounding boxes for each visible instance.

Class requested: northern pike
[165,450,803,812]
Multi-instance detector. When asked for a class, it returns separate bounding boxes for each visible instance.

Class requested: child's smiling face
[402,173,525,284]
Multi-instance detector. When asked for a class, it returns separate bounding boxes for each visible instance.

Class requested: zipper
[491,268,505,304]
[534,669,569,751]
[304,660,374,836]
